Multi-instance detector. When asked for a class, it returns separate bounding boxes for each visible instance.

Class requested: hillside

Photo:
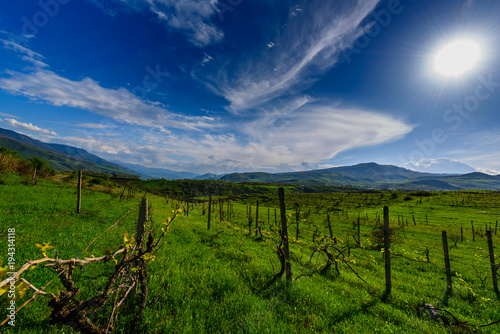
[0,127,136,175]
[221,163,500,190]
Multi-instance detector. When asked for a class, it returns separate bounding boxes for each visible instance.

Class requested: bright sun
[433,39,481,77]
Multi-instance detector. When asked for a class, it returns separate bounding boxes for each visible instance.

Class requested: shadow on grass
[441,288,453,306]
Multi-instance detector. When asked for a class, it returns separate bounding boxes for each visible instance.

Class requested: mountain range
[0,127,137,176]
[221,163,500,190]
[1,126,499,190]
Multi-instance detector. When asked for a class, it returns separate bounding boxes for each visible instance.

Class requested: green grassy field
[0,173,499,333]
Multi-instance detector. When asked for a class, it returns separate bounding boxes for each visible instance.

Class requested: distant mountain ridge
[221,163,500,190]
[114,161,201,180]
[2,127,499,189]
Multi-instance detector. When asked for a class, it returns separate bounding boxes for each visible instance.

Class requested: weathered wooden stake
[136,197,148,247]
[471,221,475,242]
[383,206,391,296]
[76,170,82,213]
[207,195,212,230]
[412,215,416,226]
[119,185,126,202]
[486,230,499,293]
[442,231,452,292]
[278,187,292,283]
[255,200,260,237]
[219,199,223,222]
[357,217,361,245]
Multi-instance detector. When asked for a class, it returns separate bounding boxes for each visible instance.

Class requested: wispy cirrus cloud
[75,122,118,129]
[1,118,57,135]
[0,69,217,131]
[0,39,48,68]
[98,0,223,47]
[205,0,381,111]
[146,0,223,47]
[0,112,20,119]
[0,38,219,132]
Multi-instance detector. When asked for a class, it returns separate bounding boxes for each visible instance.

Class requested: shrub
[25,157,56,178]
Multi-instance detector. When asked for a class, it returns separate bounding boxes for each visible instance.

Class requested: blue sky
[0,0,499,175]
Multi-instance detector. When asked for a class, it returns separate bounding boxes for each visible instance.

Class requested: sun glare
[433,39,481,77]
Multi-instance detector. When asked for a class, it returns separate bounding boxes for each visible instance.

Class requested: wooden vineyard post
[486,230,499,293]
[327,212,333,239]
[136,197,148,247]
[186,197,189,217]
[219,199,223,222]
[207,195,212,230]
[357,217,361,246]
[383,206,391,296]
[471,221,475,242]
[202,198,205,215]
[119,185,126,202]
[274,209,277,226]
[76,170,82,213]
[255,200,259,236]
[442,231,452,292]
[278,187,292,283]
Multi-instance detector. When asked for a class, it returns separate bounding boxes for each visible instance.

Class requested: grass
[0,173,499,333]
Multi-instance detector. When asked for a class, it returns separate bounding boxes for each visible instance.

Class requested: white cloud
[75,122,118,129]
[404,158,476,174]
[0,69,217,131]
[0,112,20,118]
[475,168,500,176]
[201,53,214,66]
[85,102,413,174]
[207,0,381,111]
[238,105,413,170]
[1,118,57,135]
[0,39,48,68]
[124,0,223,47]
